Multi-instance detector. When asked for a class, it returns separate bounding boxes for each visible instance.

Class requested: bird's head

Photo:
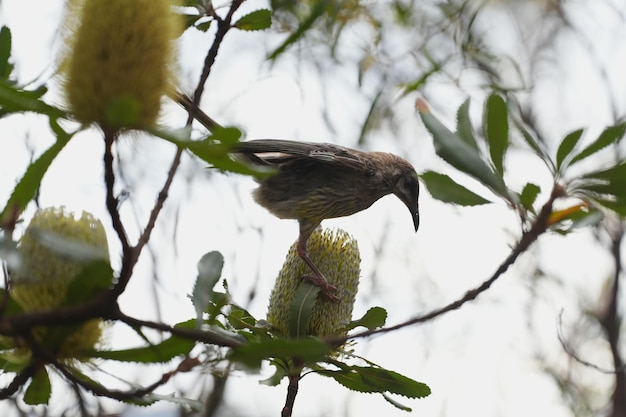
[388,157,420,232]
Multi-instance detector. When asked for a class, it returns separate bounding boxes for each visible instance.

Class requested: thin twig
[113,307,244,348]
[281,361,303,417]
[329,183,565,345]
[191,0,245,111]
[103,131,130,252]
[133,148,183,258]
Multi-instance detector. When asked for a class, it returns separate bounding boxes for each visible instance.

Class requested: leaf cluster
[419,94,626,232]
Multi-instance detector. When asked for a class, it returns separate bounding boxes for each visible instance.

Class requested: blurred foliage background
[1,0,626,416]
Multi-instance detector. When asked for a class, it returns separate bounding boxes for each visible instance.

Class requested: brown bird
[233,139,420,301]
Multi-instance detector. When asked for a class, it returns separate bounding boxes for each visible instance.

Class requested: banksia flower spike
[11,207,111,360]
[59,0,182,132]
[267,228,361,338]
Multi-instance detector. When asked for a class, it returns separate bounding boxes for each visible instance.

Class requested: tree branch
[330,183,565,345]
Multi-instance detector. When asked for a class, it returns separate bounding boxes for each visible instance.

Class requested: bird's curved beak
[410,206,419,232]
[394,185,420,232]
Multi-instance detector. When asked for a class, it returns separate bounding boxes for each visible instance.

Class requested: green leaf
[421,171,491,206]
[347,306,387,331]
[234,9,272,31]
[0,26,13,80]
[149,128,267,177]
[228,306,257,330]
[24,366,51,405]
[0,80,64,118]
[455,98,478,150]
[229,338,330,369]
[556,128,584,172]
[357,366,430,398]
[419,109,506,196]
[192,251,224,325]
[195,19,213,32]
[321,365,430,399]
[519,183,540,213]
[268,0,327,60]
[581,161,626,193]
[0,127,73,224]
[260,363,288,386]
[579,161,626,215]
[570,122,626,166]
[289,282,320,338]
[484,93,509,176]
[89,329,195,363]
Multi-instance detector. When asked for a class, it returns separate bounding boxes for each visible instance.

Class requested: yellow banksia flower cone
[59,0,182,131]
[267,228,360,338]
[11,207,111,360]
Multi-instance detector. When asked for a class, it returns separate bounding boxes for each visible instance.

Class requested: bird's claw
[302,274,340,302]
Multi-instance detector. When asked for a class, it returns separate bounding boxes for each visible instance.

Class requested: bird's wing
[233,139,365,170]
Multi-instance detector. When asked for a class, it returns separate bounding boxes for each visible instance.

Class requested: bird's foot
[302,274,339,302]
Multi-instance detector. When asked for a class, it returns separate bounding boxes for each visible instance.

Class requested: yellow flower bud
[267,228,361,338]
[59,0,182,131]
[11,207,110,359]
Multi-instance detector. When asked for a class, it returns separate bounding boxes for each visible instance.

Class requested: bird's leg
[296,222,339,302]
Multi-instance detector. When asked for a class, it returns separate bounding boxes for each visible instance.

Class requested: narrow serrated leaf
[556,128,584,172]
[260,363,288,386]
[421,171,490,206]
[89,332,195,363]
[0,80,64,118]
[289,282,320,338]
[0,131,73,224]
[484,94,509,176]
[357,366,431,398]
[455,98,478,150]
[149,128,270,177]
[581,161,626,193]
[419,110,506,196]
[24,367,51,405]
[570,122,626,166]
[192,251,224,324]
[234,9,271,31]
[321,366,430,399]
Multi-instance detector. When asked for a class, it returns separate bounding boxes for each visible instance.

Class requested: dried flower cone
[267,228,361,337]
[60,0,181,131]
[11,207,110,359]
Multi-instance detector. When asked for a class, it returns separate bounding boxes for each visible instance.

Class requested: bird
[232,139,420,301]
